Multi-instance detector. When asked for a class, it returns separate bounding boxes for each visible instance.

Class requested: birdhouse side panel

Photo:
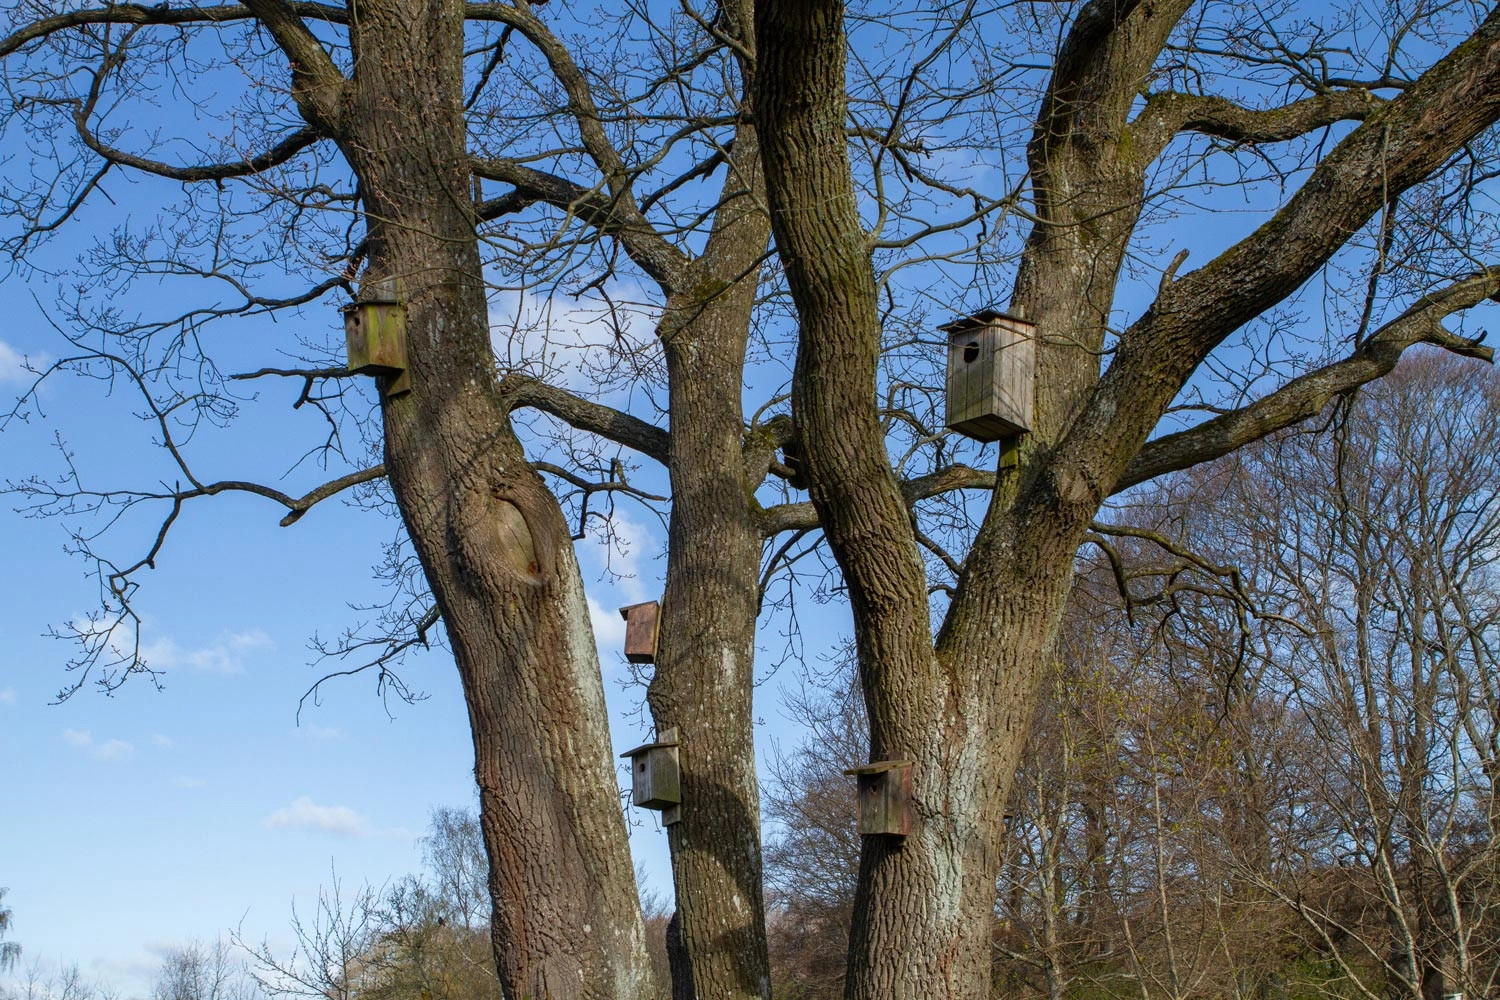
[988,320,1034,436]
[622,602,660,664]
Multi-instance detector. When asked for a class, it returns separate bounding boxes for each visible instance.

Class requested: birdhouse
[342,298,410,396]
[843,759,914,837]
[621,727,681,824]
[941,308,1035,442]
[619,600,660,664]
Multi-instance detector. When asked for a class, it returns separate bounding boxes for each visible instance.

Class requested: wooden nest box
[844,759,914,837]
[343,298,410,396]
[619,600,660,664]
[941,308,1035,442]
[621,727,681,824]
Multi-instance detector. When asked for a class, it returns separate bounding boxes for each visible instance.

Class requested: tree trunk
[648,120,775,1000]
[340,4,660,997]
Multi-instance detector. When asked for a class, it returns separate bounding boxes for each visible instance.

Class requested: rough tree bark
[648,117,776,1000]
[479,5,778,991]
[753,2,1500,997]
[228,2,665,997]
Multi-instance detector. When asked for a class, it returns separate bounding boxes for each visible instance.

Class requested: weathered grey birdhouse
[843,759,914,837]
[619,600,660,664]
[942,308,1035,442]
[343,298,410,396]
[621,727,681,824]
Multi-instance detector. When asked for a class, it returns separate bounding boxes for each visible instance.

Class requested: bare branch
[1132,89,1383,159]
[237,0,347,132]
[472,157,688,289]
[499,373,670,465]
[0,3,346,58]
[1117,267,1500,493]
[72,117,323,182]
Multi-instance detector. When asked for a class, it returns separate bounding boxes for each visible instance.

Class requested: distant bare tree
[0,888,18,972]
[152,940,260,1000]
[762,656,867,999]
[2,963,115,1000]
[420,808,488,932]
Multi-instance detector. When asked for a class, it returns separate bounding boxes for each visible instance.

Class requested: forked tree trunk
[754,1,1500,997]
[338,4,661,997]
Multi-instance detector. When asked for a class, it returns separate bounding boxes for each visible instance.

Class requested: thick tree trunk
[648,122,774,1000]
[339,4,661,997]
[754,5,1019,995]
[750,2,1186,996]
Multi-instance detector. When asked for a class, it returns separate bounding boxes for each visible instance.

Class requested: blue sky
[0,282,704,996]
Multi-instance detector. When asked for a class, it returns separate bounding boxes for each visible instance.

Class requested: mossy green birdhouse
[343,298,410,396]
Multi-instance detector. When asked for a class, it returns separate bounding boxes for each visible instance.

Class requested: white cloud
[66,618,273,677]
[603,510,656,599]
[150,733,175,748]
[139,628,273,675]
[171,776,207,789]
[378,826,424,842]
[299,723,344,742]
[262,796,369,837]
[63,728,134,761]
[588,595,628,652]
[0,340,35,385]
[0,687,15,705]
[489,283,659,392]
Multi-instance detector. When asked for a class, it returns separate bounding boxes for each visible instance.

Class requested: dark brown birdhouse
[619,600,660,664]
[843,759,914,837]
[942,308,1035,442]
[621,727,681,824]
[343,298,410,396]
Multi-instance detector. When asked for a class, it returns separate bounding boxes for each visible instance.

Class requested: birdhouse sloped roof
[938,308,1029,334]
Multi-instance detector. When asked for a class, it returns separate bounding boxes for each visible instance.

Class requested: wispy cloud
[150,733,175,748]
[171,776,207,789]
[588,595,628,652]
[67,619,274,677]
[139,628,273,675]
[0,340,37,385]
[299,723,344,742]
[262,796,368,837]
[63,728,134,761]
[489,282,659,393]
[0,687,15,706]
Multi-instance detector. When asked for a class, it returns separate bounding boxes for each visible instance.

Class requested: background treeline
[764,352,1500,1000]
[8,350,1498,1000]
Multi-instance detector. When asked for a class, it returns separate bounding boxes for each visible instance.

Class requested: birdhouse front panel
[622,729,681,814]
[619,601,661,664]
[845,760,914,837]
[344,300,408,377]
[631,745,682,809]
[943,310,1035,442]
